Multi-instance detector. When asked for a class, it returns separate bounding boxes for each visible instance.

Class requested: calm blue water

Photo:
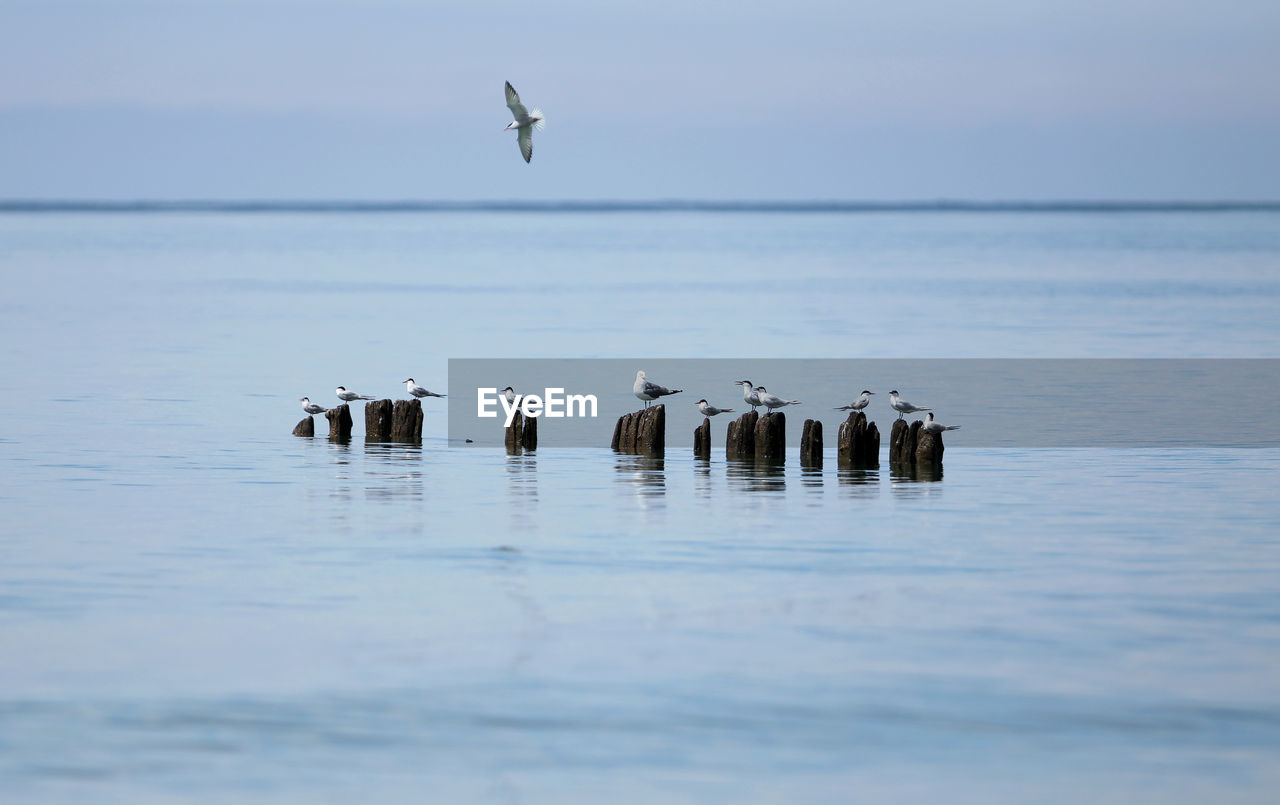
[1,210,1279,803]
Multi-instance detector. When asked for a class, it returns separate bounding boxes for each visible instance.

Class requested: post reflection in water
[890,460,944,497]
[725,458,786,494]
[504,450,539,503]
[693,456,713,500]
[836,459,880,498]
[799,463,824,493]
[614,454,666,503]
[362,442,425,501]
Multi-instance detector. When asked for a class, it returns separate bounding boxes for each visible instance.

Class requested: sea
[1,204,1278,803]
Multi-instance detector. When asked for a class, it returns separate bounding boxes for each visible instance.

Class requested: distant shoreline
[3,200,1279,214]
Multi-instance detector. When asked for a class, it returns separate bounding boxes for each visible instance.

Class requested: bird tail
[359,395,375,400]
[433,392,447,397]
[530,108,545,130]
[787,400,802,405]
[945,425,961,431]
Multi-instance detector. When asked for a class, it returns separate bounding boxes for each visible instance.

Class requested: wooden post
[612,405,665,455]
[325,404,353,441]
[292,417,315,437]
[800,418,822,465]
[694,417,711,457]
[755,411,786,462]
[837,412,879,465]
[364,399,393,442]
[391,399,423,442]
[726,411,759,459]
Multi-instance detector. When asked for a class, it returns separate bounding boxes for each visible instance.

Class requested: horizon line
[3,199,1279,214]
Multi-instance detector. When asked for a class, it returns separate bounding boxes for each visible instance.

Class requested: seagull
[335,386,375,402]
[695,399,734,417]
[404,378,446,399]
[504,81,545,164]
[299,397,327,415]
[889,390,930,420]
[834,390,875,412]
[500,386,519,406]
[633,370,682,408]
[922,412,960,433]
[756,387,801,413]
[736,380,762,411]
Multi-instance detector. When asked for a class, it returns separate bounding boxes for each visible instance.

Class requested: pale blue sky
[1,0,1277,199]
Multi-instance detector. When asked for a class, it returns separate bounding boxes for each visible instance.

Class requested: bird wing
[505,82,528,118]
[517,126,533,163]
[642,380,668,395]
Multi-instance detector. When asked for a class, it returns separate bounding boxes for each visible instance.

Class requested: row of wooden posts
[293,401,944,466]
[611,404,946,466]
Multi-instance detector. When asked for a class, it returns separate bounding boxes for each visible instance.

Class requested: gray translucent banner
[447,359,1279,448]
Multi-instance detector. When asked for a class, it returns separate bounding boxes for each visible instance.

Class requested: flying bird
[403,378,446,399]
[633,370,682,408]
[695,400,734,417]
[889,390,930,420]
[504,81,545,163]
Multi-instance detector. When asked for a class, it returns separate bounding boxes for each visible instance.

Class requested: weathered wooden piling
[364,399,393,442]
[291,417,315,437]
[837,412,880,465]
[889,419,924,464]
[694,417,711,457]
[521,413,537,450]
[800,418,822,465]
[611,405,665,455]
[755,412,786,462]
[506,410,539,452]
[325,404,353,441]
[391,399,423,442]
[915,428,945,465]
[725,411,759,458]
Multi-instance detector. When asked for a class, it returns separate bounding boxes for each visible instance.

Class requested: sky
[1,0,1278,200]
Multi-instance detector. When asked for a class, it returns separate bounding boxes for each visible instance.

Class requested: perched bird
[922,412,961,434]
[500,386,519,406]
[504,81,545,164]
[736,380,762,411]
[695,399,734,417]
[888,390,930,420]
[299,397,327,415]
[335,386,375,402]
[834,390,874,412]
[404,378,446,399]
[633,370,682,408]
[756,387,802,413]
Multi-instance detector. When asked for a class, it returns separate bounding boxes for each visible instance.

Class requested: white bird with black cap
[834,390,874,412]
[403,379,445,400]
[695,399,734,417]
[922,413,961,434]
[504,81,545,164]
[889,390,930,420]
[335,386,375,403]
